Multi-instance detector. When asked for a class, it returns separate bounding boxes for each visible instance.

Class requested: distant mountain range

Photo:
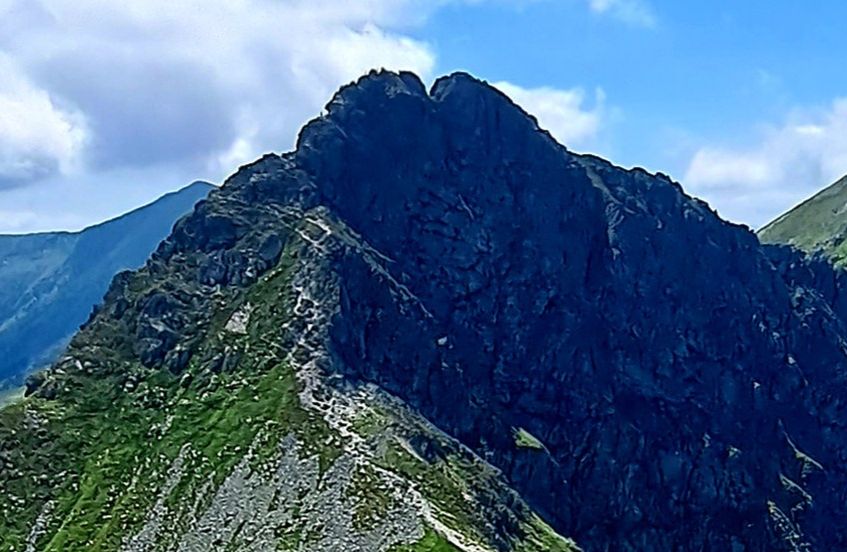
[0,181,213,386]
[759,174,847,265]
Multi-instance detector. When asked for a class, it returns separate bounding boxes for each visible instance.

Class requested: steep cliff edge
[5,71,847,551]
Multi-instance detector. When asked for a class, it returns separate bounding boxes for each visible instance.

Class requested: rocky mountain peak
[135,73,847,550]
[8,71,847,551]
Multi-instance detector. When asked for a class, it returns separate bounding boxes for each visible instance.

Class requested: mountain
[759,174,847,264]
[0,181,213,386]
[4,70,847,551]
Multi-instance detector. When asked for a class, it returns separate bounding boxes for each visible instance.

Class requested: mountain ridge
[0,182,214,239]
[4,70,847,551]
[0,181,214,385]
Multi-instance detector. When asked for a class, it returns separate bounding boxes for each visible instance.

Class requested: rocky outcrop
[6,195,572,552]
[295,72,847,550]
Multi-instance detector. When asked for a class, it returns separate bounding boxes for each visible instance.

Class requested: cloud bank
[0,54,87,184]
[0,0,438,189]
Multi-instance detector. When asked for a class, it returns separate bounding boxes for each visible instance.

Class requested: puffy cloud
[493,81,606,149]
[0,55,87,185]
[683,99,847,227]
[0,0,618,232]
[587,0,656,28]
[0,0,437,185]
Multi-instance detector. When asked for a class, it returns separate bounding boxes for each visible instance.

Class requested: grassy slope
[0,233,577,552]
[759,175,847,264]
[0,262,329,551]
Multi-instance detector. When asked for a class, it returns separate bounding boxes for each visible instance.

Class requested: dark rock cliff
[33,71,847,551]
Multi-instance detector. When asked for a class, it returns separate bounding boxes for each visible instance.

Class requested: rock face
[0,181,213,385]
[759,173,847,265]
[8,70,847,551]
[306,75,847,550]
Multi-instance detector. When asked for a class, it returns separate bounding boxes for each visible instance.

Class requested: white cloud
[587,0,656,27]
[0,55,87,184]
[0,0,437,185]
[0,0,617,232]
[685,150,773,190]
[684,99,847,227]
[493,81,606,149]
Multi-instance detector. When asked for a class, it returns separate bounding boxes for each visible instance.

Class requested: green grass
[759,174,847,264]
[513,427,546,451]
[0,242,340,551]
[378,436,575,552]
[390,529,461,551]
[517,516,579,552]
[380,442,483,541]
[350,406,390,437]
[0,216,580,552]
[0,352,342,552]
[350,463,397,531]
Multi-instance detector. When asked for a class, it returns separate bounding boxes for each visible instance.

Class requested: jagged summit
[317,70,523,120]
[287,70,697,243]
[301,69,565,160]
[5,71,847,551]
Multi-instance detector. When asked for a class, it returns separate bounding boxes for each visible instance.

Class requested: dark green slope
[758,174,847,264]
[0,181,213,385]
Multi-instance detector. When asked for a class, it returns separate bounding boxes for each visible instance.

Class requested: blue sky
[1,0,846,232]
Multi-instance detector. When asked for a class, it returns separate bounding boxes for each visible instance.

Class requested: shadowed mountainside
[0,181,213,385]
